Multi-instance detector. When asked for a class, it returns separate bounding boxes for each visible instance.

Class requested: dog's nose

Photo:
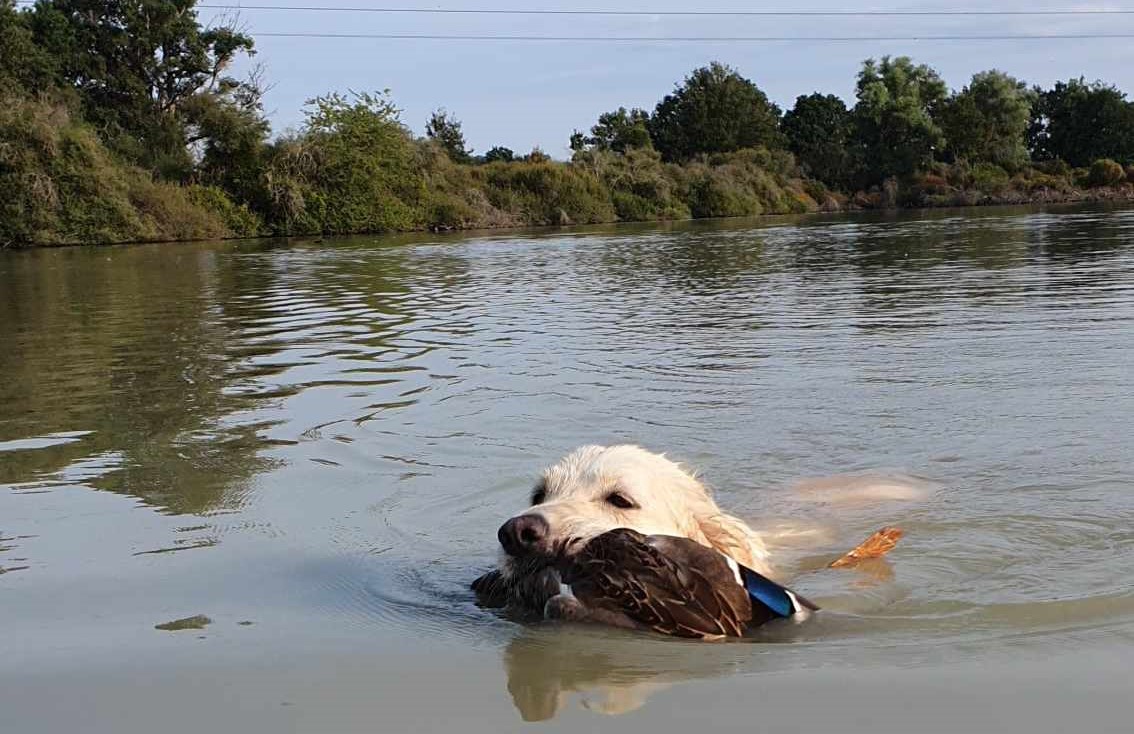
[498,514,549,557]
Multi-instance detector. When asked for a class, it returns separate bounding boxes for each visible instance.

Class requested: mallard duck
[547,528,817,639]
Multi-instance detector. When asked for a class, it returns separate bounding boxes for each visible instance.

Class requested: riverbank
[6,185,1134,250]
[5,114,1134,250]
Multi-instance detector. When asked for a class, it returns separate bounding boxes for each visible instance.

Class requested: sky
[197,1,1134,158]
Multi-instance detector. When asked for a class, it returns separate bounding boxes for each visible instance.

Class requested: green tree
[0,0,58,94]
[27,0,257,179]
[648,62,783,161]
[483,146,514,163]
[782,93,854,188]
[853,56,948,183]
[1029,78,1134,166]
[184,67,271,205]
[425,108,473,164]
[940,70,1033,171]
[570,107,652,154]
[264,91,423,234]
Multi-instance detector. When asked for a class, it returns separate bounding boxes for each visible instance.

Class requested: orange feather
[828,527,904,568]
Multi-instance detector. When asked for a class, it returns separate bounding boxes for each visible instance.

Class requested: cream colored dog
[477,444,774,612]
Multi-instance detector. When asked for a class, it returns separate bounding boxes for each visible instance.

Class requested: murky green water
[2,206,1133,733]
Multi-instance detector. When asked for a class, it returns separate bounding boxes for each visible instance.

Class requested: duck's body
[473,527,904,639]
[549,529,817,639]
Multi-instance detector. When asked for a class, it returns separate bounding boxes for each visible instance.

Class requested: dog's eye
[530,489,546,505]
[606,492,636,510]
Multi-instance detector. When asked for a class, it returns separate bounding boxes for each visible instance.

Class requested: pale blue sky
[200,2,1134,157]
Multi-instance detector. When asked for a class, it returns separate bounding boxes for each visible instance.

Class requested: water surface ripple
[2,206,1133,729]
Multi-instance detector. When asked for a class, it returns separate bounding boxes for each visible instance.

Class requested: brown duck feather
[563,529,752,639]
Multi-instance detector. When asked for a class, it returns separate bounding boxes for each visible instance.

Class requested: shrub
[187,185,263,237]
[1087,158,1126,187]
[970,163,1011,192]
[1035,158,1072,176]
[1011,171,1072,193]
[479,161,615,225]
[0,93,228,246]
[483,146,515,163]
[683,167,764,218]
[900,172,955,206]
[129,181,229,242]
[584,148,689,221]
[611,190,659,221]
[261,92,425,236]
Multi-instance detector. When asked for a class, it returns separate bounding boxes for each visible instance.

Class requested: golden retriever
[475,444,774,613]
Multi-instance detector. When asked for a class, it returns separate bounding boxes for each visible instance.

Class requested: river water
[2,206,1133,733]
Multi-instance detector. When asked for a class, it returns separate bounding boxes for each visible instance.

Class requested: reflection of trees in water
[0,243,275,513]
[1022,209,1134,315]
[521,207,1134,354]
[0,234,473,515]
[848,207,1134,322]
[594,219,772,292]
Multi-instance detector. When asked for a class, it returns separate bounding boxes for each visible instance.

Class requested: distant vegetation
[3,1,1134,247]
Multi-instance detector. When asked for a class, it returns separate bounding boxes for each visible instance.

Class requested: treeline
[3,1,1134,247]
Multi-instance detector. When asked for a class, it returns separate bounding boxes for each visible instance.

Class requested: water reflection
[502,627,751,721]
[0,237,479,514]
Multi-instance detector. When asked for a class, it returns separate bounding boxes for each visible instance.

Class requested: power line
[252,32,1134,41]
[240,5,1134,17]
[11,2,1134,17]
[190,4,1134,16]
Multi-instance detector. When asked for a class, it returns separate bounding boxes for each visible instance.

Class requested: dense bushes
[1088,159,1127,187]
[260,92,425,235]
[0,95,228,247]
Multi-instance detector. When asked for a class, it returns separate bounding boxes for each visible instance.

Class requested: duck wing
[564,529,752,639]
[736,565,819,626]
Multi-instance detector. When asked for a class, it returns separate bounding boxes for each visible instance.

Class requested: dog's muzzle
[498,514,550,557]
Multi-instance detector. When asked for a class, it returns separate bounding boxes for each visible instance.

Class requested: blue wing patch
[737,565,818,618]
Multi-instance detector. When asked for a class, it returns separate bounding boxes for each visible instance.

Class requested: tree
[782,93,854,188]
[425,108,473,164]
[185,65,271,204]
[483,146,514,163]
[570,107,652,154]
[940,70,1033,171]
[1029,78,1134,166]
[648,62,783,161]
[0,1,58,94]
[853,56,948,183]
[264,91,422,234]
[27,0,257,179]
[523,147,550,163]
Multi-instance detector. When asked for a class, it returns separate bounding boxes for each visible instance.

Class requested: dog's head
[496,445,770,575]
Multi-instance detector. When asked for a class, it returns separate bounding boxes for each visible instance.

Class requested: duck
[549,528,818,639]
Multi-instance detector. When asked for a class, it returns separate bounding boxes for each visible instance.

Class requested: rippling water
[2,206,1134,733]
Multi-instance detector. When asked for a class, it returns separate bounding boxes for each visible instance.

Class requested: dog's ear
[695,512,771,574]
